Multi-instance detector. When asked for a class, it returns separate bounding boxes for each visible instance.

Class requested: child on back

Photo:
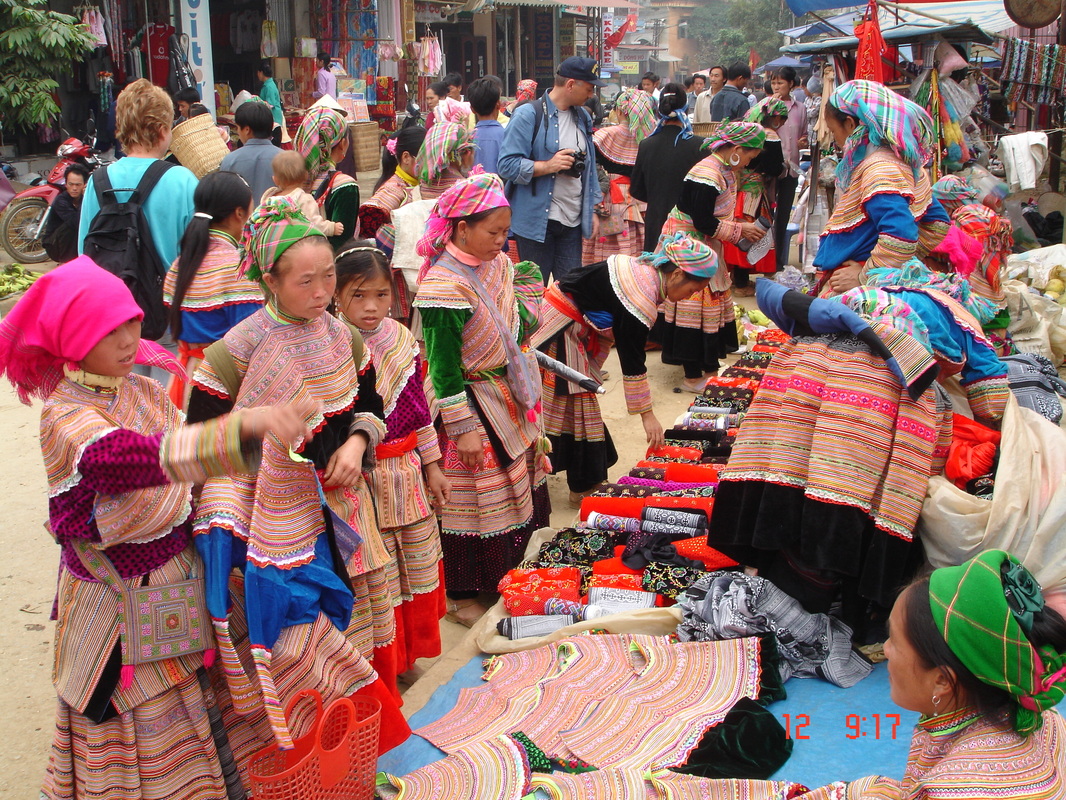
[262,150,344,237]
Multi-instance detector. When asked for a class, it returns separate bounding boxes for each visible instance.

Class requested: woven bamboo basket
[351,122,382,172]
[692,122,721,139]
[169,113,230,178]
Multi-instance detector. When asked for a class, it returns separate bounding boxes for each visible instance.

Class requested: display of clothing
[141,24,174,88]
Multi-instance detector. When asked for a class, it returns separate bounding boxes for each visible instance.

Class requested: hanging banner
[559,16,576,59]
[179,0,216,113]
[533,9,555,84]
[602,13,614,67]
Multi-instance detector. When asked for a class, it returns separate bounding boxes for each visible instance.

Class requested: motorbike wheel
[1,197,49,263]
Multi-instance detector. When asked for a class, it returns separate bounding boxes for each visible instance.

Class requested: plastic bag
[918,394,1066,591]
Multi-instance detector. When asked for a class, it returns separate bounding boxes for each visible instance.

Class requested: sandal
[445,599,487,628]
[674,380,706,394]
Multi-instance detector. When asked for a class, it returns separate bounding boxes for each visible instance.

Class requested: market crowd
[2,49,1066,800]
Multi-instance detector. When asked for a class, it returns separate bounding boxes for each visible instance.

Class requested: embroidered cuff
[715,219,743,245]
[963,375,1010,422]
[916,219,951,258]
[416,424,443,465]
[350,413,387,471]
[163,412,260,484]
[439,392,479,438]
[623,373,654,415]
[868,233,917,271]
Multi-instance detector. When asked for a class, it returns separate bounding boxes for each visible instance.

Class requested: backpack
[83,161,174,341]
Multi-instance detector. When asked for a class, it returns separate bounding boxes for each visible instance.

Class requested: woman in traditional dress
[532,232,718,506]
[164,170,264,409]
[358,126,427,241]
[0,257,309,799]
[810,550,1066,798]
[188,199,411,747]
[710,280,1007,631]
[413,173,548,627]
[295,106,360,250]
[333,242,450,674]
[722,97,788,297]
[815,80,951,296]
[631,82,707,252]
[582,87,657,262]
[415,120,476,201]
[655,120,767,393]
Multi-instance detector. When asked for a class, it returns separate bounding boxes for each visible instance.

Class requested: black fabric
[594,148,634,178]
[547,428,618,493]
[630,130,707,250]
[709,480,921,610]
[673,695,793,779]
[748,138,785,179]
[652,310,740,375]
[83,160,174,340]
[677,176,723,240]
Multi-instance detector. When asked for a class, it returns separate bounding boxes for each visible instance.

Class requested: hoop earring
[931,694,940,709]
[729,153,741,166]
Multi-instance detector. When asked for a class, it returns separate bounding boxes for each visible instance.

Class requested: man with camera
[499,57,603,283]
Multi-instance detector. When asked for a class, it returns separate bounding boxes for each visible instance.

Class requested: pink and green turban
[746,97,789,125]
[295,106,349,179]
[646,232,719,279]
[702,121,767,152]
[416,172,509,279]
[615,87,657,144]
[239,196,325,282]
[415,121,475,185]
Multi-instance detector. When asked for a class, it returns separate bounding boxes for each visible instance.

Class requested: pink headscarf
[516,80,538,102]
[416,172,509,281]
[0,257,185,404]
[434,96,472,125]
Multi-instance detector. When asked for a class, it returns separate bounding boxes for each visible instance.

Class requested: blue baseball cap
[557,57,607,88]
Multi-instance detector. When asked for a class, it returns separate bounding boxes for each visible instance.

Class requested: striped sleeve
[161,413,260,484]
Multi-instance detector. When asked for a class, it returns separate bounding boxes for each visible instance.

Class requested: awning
[466,0,634,9]
[780,20,996,54]
[785,0,1012,28]
[759,55,810,71]
[780,10,863,38]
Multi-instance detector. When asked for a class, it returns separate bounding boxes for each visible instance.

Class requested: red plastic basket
[248,689,381,800]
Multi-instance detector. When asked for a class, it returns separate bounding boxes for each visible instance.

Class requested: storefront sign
[533,10,555,80]
[559,16,575,60]
[179,0,215,113]
[618,61,640,75]
[601,13,614,67]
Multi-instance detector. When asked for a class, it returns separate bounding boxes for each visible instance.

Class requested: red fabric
[854,0,887,83]
[589,573,645,592]
[646,445,703,462]
[581,495,715,521]
[142,24,175,88]
[373,639,404,700]
[945,414,1000,489]
[498,567,583,615]
[592,547,645,577]
[664,463,721,484]
[396,582,445,671]
[375,429,419,460]
[609,175,631,205]
[722,191,777,274]
[351,678,411,755]
[674,537,739,570]
[168,341,206,408]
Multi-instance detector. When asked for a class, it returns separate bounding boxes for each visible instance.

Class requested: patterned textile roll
[586,511,642,533]
[643,506,709,530]
[498,614,580,640]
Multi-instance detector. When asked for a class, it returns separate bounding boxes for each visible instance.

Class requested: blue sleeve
[77,173,100,254]
[920,198,951,225]
[151,168,199,267]
[863,192,919,243]
[497,104,537,185]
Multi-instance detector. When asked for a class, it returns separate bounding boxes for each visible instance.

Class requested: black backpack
[83,161,173,341]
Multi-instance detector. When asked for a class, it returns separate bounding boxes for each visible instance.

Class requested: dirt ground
[0,276,709,796]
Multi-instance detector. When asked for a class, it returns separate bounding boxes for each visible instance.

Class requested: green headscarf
[746,97,788,124]
[929,549,1066,735]
[701,121,766,152]
[295,106,349,179]
[239,196,324,282]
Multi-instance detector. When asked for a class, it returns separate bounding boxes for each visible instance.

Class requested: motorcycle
[401,95,423,129]
[1,123,100,263]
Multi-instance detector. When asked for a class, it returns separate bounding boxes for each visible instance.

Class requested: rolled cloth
[0,256,184,403]
[929,550,1066,735]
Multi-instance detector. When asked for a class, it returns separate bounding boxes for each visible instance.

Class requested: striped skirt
[710,333,950,607]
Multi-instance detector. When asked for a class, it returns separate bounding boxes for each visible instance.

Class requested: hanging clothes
[141,24,174,88]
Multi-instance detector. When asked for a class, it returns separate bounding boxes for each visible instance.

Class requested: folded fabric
[757,329,792,346]
[1002,352,1066,424]
[498,614,580,639]
[643,561,706,598]
[642,506,708,530]
[597,481,660,497]
[588,573,645,592]
[672,696,793,779]
[586,511,642,534]
[586,586,659,610]
[664,463,722,485]
[945,413,1000,489]
[498,567,583,616]
[674,537,739,571]
[645,444,704,461]
[628,466,666,481]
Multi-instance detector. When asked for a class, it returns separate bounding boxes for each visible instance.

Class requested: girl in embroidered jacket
[655,121,767,393]
[359,126,427,240]
[188,198,411,754]
[0,257,310,799]
[531,233,717,507]
[164,170,264,409]
[413,173,549,627]
[294,106,361,250]
[804,551,1066,799]
[815,80,951,296]
[333,241,450,675]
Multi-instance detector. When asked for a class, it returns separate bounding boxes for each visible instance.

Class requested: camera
[561,149,586,178]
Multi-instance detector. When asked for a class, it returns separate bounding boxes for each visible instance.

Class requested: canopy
[780,10,863,38]
[781,20,996,54]
[784,0,1013,31]
[760,56,810,71]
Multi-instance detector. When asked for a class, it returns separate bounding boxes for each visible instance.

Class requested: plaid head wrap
[434,96,472,125]
[829,79,934,191]
[933,175,981,215]
[516,79,538,102]
[702,121,767,152]
[0,257,184,403]
[239,196,325,282]
[615,87,657,144]
[415,121,475,185]
[416,172,510,281]
[953,203,1013,296]
[644,232,718,279]
[929,550,1066,735]
[746,97,789,124]
[295,106,349,179]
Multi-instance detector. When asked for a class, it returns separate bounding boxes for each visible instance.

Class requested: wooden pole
[1049,0,1066,190]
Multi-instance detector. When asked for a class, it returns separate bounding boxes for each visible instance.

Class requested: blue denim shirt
[497,93,601,241]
